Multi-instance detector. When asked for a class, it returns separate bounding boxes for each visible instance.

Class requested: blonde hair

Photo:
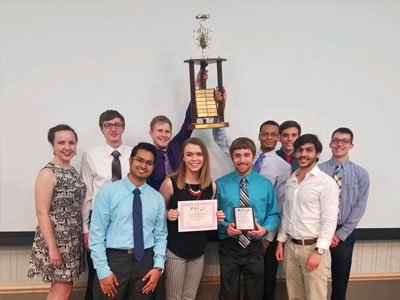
[172,137,211,190]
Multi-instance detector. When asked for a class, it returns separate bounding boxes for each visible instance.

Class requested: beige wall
[1,240,399,294]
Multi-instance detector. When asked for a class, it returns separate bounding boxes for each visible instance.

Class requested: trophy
[184,14,229,129]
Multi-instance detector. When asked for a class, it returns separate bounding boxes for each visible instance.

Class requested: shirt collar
[104,143,126,157]
[291,164,320,180]
[232,170,256,184]
[123,175,147,193]
[328,157,350,169]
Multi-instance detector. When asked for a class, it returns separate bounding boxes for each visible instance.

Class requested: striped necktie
[111,150,121,182]
[239,177,251,248]
[333,164,342,196]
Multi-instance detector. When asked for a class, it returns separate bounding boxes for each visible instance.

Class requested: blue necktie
[253,153,265,173]
[133,188,144,261]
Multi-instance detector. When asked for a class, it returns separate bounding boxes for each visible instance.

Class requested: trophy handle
[217,60,225,123]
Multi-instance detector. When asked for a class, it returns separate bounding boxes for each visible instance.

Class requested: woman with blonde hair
[159,137,224,300]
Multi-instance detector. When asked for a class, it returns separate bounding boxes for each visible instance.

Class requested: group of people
[27,89,369,300]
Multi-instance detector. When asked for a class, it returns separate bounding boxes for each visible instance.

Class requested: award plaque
[234,207,256,231]
[184,14,229,129]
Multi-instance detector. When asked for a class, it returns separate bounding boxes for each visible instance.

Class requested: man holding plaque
[276,134,339,300]
[212,120,291,299]
[216,137,280,300]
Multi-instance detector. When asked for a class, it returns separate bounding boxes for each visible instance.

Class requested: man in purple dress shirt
[147,70,224,191]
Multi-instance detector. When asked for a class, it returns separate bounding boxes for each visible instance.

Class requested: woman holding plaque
[159,137,224,300]
[28,124,86,300]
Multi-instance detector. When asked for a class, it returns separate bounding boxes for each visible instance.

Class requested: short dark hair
[229,137,256,157]
[259,120,280,133]
[150,115,172,130]
[47,124,78,145]
[331,127,354,143]
[130,142,157,163]
[99,110,125,128]
[279,120,301,135]
[294,134,323,158]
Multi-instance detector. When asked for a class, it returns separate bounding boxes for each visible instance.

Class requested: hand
[275,242,284,261]
[83,233,90,252]
[99,273,119,297]
[214,87,226,103]
[48,247,63,266]
[216,210,225,222]
[195,69,208,88]
[226,222,242,236]
[142,268,161,294]
[330,234,341,248]
[305,251,322,271]
[248,220,267,239]
[167,209,179,221]
[262,239,270,251]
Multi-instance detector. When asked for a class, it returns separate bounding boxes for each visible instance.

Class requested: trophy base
[188,122,229,130]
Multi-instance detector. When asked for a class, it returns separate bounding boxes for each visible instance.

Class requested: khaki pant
[285,241,331,300]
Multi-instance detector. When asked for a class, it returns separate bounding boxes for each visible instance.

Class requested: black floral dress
[27,162,86,283]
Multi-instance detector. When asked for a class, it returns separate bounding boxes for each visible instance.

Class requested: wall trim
[1,273,399,294]
[1,228,400,246]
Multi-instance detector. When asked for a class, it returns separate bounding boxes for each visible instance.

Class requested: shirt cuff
[265,230,276,242]
[336,228,349,241]
[277,232,287,243]
[153,257,165,270]
[315,238,331,250]
[96,264,112,280]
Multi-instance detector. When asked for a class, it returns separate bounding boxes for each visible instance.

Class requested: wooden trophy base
[188,122,229,130]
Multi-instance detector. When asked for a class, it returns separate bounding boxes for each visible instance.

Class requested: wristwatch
[154,267,164,274]
[315,247,325,255]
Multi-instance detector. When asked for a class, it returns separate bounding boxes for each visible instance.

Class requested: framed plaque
[178,199,218,232]
[234,207,255,231]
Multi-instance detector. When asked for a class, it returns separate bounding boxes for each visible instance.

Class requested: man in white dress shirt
[81,110,133,300]
[276,134,339,300]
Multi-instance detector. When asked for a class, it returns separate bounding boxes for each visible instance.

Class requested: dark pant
[263,239,279,300]
[93,248,156,300]
[330,231,356,300]
[219,239,264,300]
[85,250,95,300]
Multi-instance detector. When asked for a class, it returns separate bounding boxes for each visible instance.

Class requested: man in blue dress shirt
[216,137,280,300]
[319,128,370,300]
[89,142,167,300]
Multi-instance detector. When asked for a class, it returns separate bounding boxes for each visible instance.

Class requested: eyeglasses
[103,122,124,129]
[331,138,351,145]
[132,156,154,167]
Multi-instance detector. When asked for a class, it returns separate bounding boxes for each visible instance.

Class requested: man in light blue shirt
[216,137,280,300]
[319,127,369,300]
[89,142,167,300]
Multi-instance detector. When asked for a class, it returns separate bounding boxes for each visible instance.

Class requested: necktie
[239,178,251,248]
[111,150,121,182]
[334,164,342,196]
[253,153,265,173]
[132,188,144,261]
[284,154,292,164]
[164,152,173,176]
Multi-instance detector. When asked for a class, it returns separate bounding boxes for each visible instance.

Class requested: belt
[107,248,134,254]
[107,247,153,255]
[290,238,317,245]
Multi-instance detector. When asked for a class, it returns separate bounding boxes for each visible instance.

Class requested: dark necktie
[253,153,265,174]
[164,152,173,176]
[239,178,251,248]
[333,164,342,196]
[132,188,144,261]
[111,150,121,182]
